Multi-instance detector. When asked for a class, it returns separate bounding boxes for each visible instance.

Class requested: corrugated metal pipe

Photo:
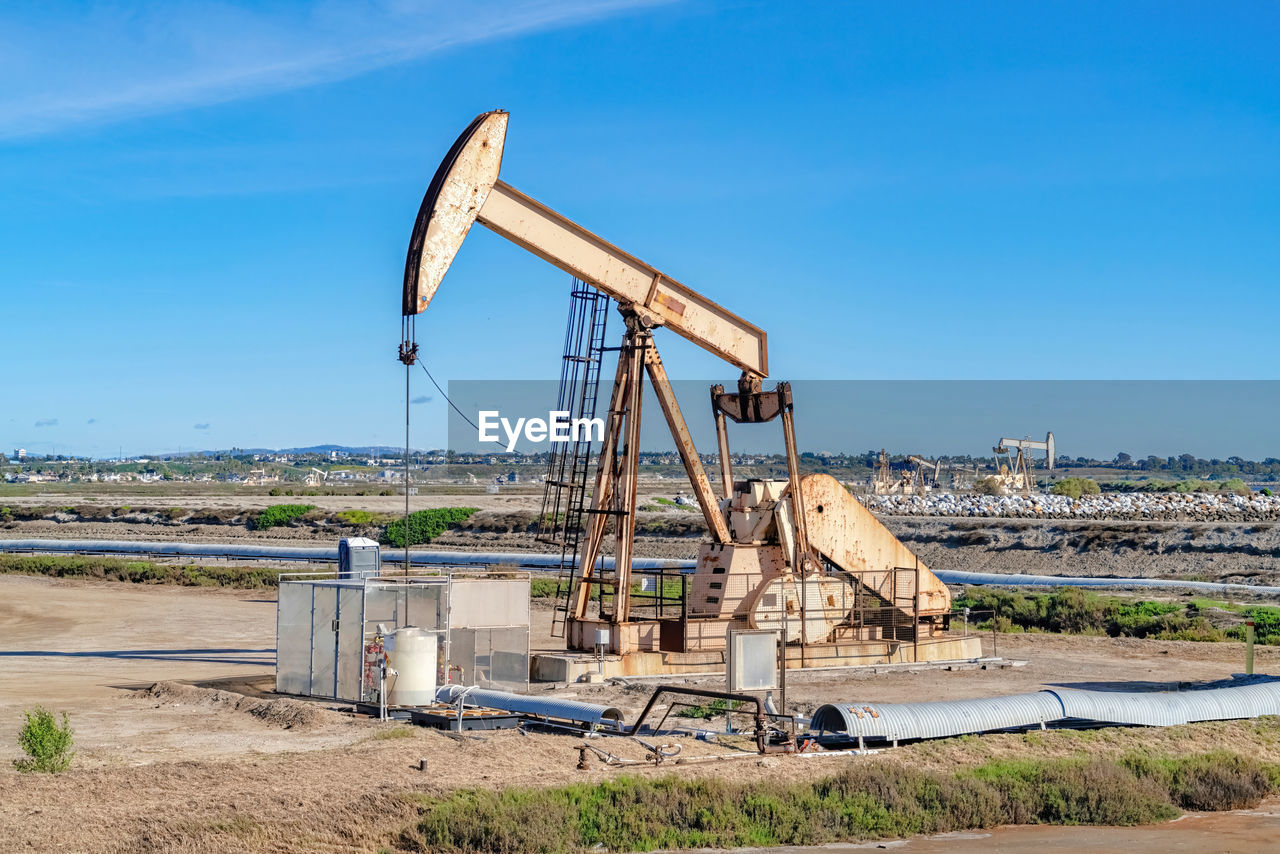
[809,678,1280,746]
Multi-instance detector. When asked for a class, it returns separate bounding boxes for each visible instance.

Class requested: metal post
[913,556,920,664]
[778,627,787,714]
[780,399,811,668]
[891,568,898,655]
[612,327,645,627]
[404,361,411,580]
[379,651,388,721]
[992,608,998,659]
[713,406,734,500]
[1246,620,1256,675]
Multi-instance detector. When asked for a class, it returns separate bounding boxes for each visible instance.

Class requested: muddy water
[734,801,1280,853]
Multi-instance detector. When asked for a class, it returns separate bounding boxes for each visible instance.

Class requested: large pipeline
[0,538,690,571]
[3,538,1279,595]
[809,677,1280,746]
[435,684,624,729]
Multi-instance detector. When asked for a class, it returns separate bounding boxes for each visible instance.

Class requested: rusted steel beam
[643,339,732,545]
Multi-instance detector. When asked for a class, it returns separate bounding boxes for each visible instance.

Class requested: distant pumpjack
[991,432,1056,495]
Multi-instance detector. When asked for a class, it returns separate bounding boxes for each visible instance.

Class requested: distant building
[14,448,25,460]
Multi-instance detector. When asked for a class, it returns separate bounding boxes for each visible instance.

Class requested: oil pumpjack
[401,111,979,670]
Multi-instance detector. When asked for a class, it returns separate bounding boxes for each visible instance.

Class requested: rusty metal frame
[644,344,731,546]
[570,314,731,643]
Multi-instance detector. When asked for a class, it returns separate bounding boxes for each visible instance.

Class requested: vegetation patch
[1235,606,1280,645]
[13,706,74,773]
[955,587,1229,642]
[383,507,479,548]
[0,554,279,588]
[252,503,317,530]
[1103,478,1253,496]
[372,725,418,741]
[1050,477,1101,499]
[673,698,748,719]
[530,578,562,598]
[973,477,1003,495]
[335,509,395,527]
[399,752,1272,853]
[649,497,698,512]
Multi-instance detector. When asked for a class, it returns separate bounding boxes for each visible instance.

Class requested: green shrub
[1171,478,1251,494]
[383,507,479,548]
[674,698,747,719]
[955,588,1227,642]
[1219,478,1252,496]
[973,477,1003,495]
[529,578,562,598]
[1051,477,1101,500]
[252,503,316,530]
[970,757,1176,826]
[335,509,392,526]
[1123,751,1273,811]
[14,706,74,773]
[1227,606,1280,645]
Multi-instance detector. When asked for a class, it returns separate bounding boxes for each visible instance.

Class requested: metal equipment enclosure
[447,576,533,690]
[276,570,530,703]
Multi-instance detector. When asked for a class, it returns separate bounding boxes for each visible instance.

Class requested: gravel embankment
[864,491,1280,521]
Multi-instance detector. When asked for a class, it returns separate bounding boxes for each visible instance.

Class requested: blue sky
[2,1,1277,459]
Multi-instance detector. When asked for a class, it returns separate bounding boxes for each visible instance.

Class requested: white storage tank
[386,627,438,706]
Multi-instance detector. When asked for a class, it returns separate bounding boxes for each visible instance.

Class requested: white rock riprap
[861,491,1280,521]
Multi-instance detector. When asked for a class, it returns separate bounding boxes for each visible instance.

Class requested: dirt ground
[4,574,1280,852]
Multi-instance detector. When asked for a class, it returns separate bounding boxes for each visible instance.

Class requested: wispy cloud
[193,423,211,430]
[0,0,669,140]
[34,418,58,428]
[411,395,432,404]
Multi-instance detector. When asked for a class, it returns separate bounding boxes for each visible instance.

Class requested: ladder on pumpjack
[537,278,610,638]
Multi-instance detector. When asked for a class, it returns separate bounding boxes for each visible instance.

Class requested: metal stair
[537,279,610,638]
